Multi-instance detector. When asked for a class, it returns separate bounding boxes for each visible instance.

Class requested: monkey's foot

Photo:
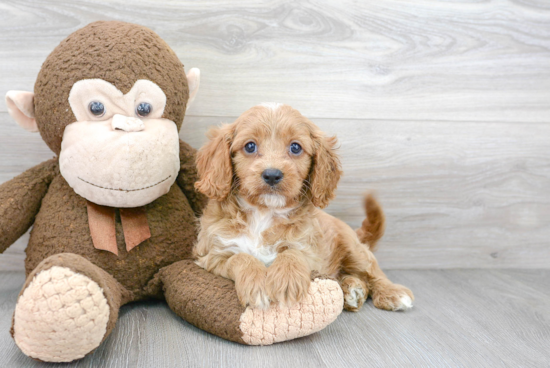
[160,260,344,345]
[13,266,110,362]
[239,276,344,345]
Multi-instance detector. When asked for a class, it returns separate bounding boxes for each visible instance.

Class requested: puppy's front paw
[372,282,414,311]
[265,259,311,307]
[235,268,270,309]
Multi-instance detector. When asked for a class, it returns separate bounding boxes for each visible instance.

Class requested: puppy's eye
[290,142,302,155]
[136,102,152,117]
[244,141,257,154]
[89,101,105,117]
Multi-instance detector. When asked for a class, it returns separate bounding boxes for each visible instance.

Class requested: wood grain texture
[1,269,549,367]
[1,0,549,270]
[0,0,550,121]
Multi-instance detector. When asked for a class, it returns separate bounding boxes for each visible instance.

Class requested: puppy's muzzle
[262,168,283,186]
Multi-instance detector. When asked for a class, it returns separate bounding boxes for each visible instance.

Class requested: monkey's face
[58,79,180,208]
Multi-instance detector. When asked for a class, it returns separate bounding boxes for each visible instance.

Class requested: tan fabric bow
[86,201,151,255]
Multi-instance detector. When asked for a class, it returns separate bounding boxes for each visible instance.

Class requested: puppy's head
[195,103,341,208]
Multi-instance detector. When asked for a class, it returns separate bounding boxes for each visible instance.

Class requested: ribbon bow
[86,201,151,255]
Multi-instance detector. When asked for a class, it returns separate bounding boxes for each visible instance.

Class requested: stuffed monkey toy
[0,21,343,362]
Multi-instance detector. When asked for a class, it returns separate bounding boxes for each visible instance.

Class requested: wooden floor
[1,269,549,367]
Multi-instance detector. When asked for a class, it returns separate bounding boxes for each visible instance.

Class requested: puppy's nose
[262,169,284,186]
[111,114,144,132]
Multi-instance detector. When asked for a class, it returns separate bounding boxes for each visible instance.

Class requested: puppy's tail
[356,193,386,251]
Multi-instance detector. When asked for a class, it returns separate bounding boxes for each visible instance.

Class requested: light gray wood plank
[1,270,549,367]
[1,113,549,270]
[0,0,549,122]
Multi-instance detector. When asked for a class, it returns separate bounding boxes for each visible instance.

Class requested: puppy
[194,103,413,312]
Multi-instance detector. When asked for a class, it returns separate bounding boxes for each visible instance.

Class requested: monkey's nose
[111,114,145,132]
[262,169,284,186]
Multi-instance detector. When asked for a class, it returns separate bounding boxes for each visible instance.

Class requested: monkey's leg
[12,253,132,363]
[158,260,344,345]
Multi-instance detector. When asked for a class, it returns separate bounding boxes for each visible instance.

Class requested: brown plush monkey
[0,21,343,363]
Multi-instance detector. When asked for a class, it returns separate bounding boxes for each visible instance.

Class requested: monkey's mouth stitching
[77,175,172,192]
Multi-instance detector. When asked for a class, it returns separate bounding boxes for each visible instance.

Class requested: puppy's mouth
[259,193,287,208]
[258,184,286,198]
[78,175,171,193]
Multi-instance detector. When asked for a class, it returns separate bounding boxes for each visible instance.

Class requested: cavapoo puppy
[193,103,413,312]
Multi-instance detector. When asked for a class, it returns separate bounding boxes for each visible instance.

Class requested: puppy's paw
[235,268,270,309]
[340,275,368,312]
[265,259,310,308]
[372,282,414,311]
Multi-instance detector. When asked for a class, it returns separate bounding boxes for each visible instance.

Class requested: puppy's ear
[309,133,342,208]
[195,124,234,201]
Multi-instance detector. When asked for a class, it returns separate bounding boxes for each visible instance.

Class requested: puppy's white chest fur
[217,198,291,266]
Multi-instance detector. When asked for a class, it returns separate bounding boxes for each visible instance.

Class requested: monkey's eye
[290,142,302,155]
[244,141,257,154]
[136,102,152,117]
[89,101,105,117]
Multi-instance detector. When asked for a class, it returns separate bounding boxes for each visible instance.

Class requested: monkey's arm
[176,140,208,216]
[0,158,58,253]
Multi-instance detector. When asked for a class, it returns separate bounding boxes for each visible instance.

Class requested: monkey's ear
[5,91,38,132]
[186,68,200,111]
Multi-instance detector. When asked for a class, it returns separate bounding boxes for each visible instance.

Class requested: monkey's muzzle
[59,118,180,208]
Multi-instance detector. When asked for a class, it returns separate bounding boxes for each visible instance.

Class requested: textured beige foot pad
[239,278,344,345]
[13,266,110,362]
